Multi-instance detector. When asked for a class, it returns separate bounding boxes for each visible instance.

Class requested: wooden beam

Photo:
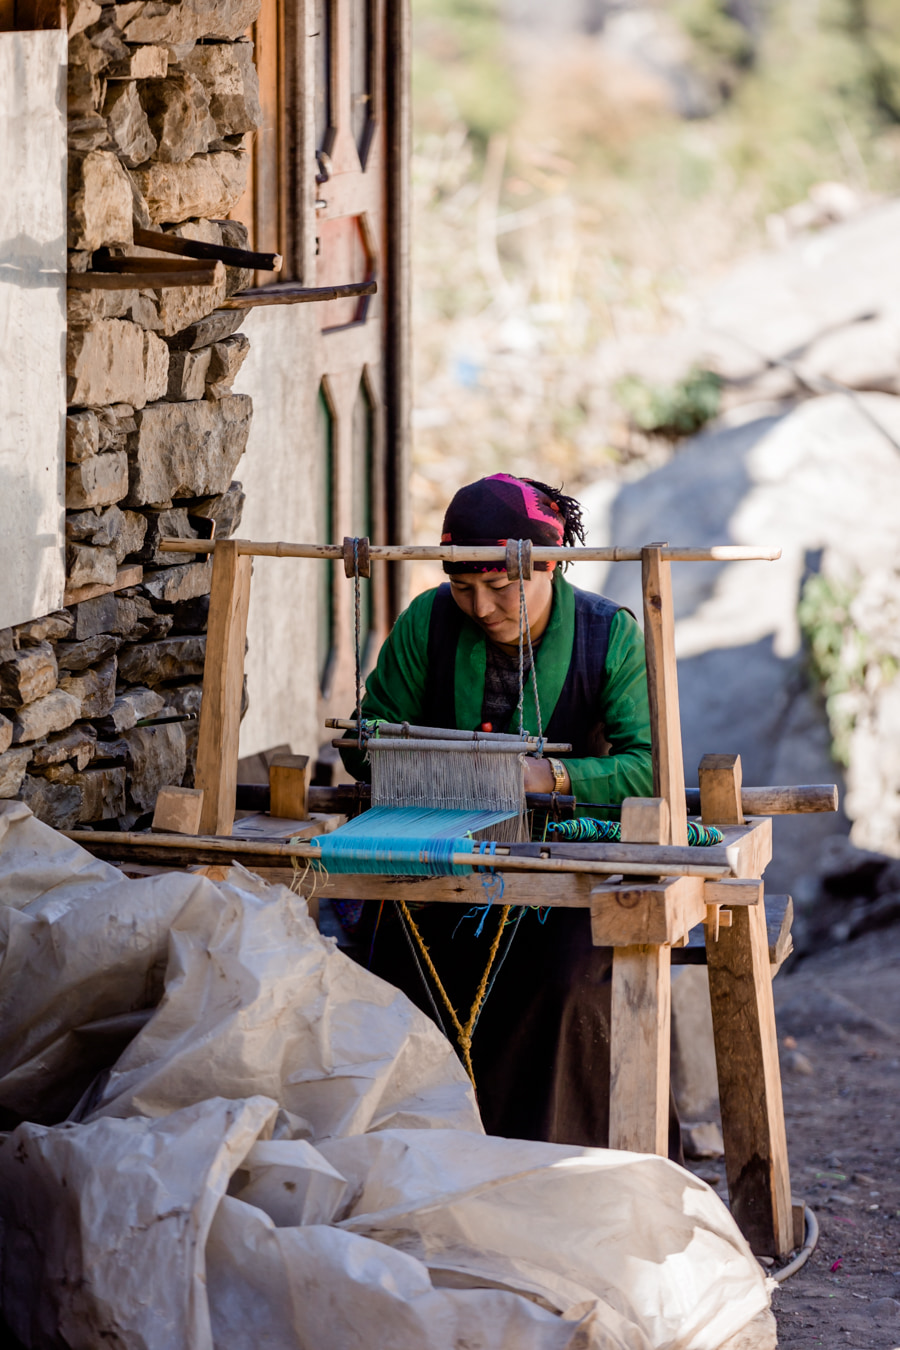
[68,266,223,290]
[706,880,793,1256]
[132,225,282,273]
[220,280,378,309]
[699,753,744,826]
[268,753,311,820]
[620,796,669,844]
[641,545,688,845]
[591,875,706,946]
[194,540,252,836]
[685,783,839,816]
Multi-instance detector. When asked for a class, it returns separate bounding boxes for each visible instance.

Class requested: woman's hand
[524,756,570,794]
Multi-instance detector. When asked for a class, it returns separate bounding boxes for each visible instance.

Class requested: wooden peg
[699,753,744,825]
[151,786,204,836]
[505,538,533,579]
[705,903,720,942]
[620,796,669,845]
[343,536,371,578]
[269,754,312,820]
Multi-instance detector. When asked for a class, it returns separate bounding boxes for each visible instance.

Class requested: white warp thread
[369,745,527,842]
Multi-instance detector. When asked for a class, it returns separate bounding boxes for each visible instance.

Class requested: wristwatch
[548,758,568,794]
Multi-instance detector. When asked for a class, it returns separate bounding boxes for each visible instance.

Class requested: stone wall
[0,0,263,830]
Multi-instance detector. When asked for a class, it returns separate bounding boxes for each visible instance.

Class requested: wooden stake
[641,545,688,846]
[269,754,311,820]
[699,753,744,826]
[194,540,252,836]
[609,794,673,1156]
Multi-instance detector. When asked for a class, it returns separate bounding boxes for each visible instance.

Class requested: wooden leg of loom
[195,539,252,837]
[608,796,672,1156]
[700,755,792,1257]
[609,943,671,1154]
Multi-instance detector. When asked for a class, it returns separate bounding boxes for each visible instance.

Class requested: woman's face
[448,567,555,647]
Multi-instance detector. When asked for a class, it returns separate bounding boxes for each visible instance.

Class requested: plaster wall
[235,302,323,762]
[0,30,67,629]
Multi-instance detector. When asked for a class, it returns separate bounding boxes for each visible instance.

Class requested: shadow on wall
[594,410,849,892]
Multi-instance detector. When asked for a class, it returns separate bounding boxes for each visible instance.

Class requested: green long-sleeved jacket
[340,573,653,806]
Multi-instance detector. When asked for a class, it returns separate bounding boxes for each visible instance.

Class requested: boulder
[0,631,13,664]
[67,150,133,252]
[143,329,170,401]
[106,45,168,80]
[70,506,148,562]
[103,81,157,167]
[206,334,250,400]
[131,150,247,225]
[67,63,104,117]
[66,410,100,463]
[76,764,127,822]
[70,593,118,641]
[119,0,261,44]
[136,505,202,565]
[11,691,81,744]
[0,715,11,756]
[170,594,209,633]
[117,635,206,685]
[153,272,229,339]
[125,394,252,505]
[0,748,33,798]
[123,720,187,810]
[31,725,98,771]
[66,452,129,510]
[67,320,148,409]
[182,41,261,137]
[58,656,118,719]
[67,0,103,40]
[114,510,149,563]
[165,307,245,351]
[68,113,113,152]
[19,776,84,830]
[168,347,212,400]
[162,683,202,717]
[93,685,165,736]
[139,71,216,164]
[65,542,118,591]
[141,559,212,605]
[55,635,121,672]
[190,481,244,539]
[14,613,74,646]
[0,644,58,708]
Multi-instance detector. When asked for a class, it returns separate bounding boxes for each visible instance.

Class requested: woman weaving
[340,473,668,1152]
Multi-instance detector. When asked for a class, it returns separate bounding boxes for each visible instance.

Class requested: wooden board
[609,944,671,1155]
[195,540,252,836]
[590,875,707,946]
[307,870,596,907]
[707,883,794,1256]
[641,545,688,846]
[721,818,773,879]
[231,812,335,842]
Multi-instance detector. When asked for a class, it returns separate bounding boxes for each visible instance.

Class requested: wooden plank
[641,545,688,845]
[707,881,794,1256]
[699,753,744,826]
[703,878,763,906]
[68,267,222,289]
[63,563,142,606]
[194,540,252,836]
[151,786,203,835]
[591,875,707,945]
[766,894,794,975]
[609,944,671,1154]
[230,812,333,842]
[268,752,311,819]
[722,818,773,879]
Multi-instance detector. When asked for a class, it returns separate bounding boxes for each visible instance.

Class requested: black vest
[423,583,622,757]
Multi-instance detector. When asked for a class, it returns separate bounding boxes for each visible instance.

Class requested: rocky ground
[685,925,900,1348]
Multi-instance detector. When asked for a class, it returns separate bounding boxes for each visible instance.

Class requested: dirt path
[765,926,900,1347]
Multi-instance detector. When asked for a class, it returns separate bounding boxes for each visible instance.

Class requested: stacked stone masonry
[1,0,263,830]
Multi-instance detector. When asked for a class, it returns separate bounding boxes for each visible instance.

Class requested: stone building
[0,0,409,829]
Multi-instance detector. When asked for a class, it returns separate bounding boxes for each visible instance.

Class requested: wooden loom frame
[77,534,835,1258]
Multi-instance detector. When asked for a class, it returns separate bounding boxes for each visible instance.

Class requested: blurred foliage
[412,0,519,144]
[798,572,899,766]
[614,369,722,438]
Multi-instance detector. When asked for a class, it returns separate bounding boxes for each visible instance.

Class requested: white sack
[0,1094,279,1350]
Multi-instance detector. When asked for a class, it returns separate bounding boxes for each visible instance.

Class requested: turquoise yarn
[546,818,723,846]
[313,805,518,876]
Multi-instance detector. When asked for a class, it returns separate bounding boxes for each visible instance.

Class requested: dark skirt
[351,899,682,1159]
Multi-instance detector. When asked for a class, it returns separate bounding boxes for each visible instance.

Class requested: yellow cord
[397,899,511,1088]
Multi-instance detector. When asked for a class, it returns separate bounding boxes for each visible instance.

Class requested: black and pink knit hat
[440,473,585,574]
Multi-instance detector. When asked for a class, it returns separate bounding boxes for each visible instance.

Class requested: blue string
[315,806,520,876]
